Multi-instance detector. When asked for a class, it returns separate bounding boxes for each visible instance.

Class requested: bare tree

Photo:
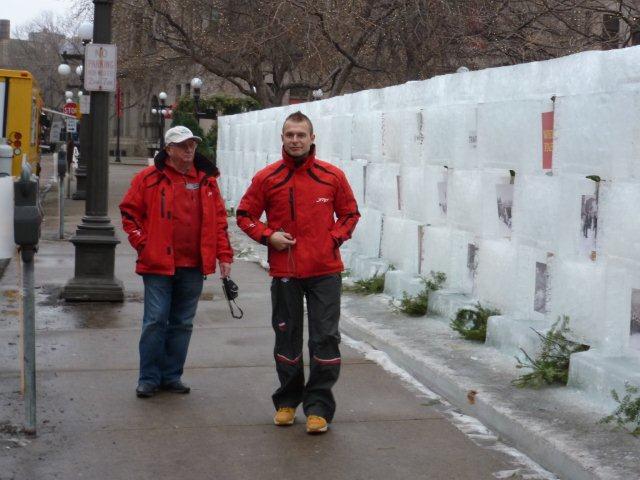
[107,0,640,107]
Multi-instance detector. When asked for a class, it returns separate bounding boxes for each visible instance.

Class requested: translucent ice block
[380,216,421,274]
[548,259,606,346]
[511,174,560,252]
[331,114,353,162]
[351,112,383,163]
[351,207,383,259]
[554,92,640,179]
[341,160,367,206]
[382,109,422,166]
[475,238,518,311]
[477,99,553,173]
[421,226,452,283]
[447,169,483,234]
[422,104,478,169]
[598,180,640,263]
[555,176,599,260]
[364,163,400,214]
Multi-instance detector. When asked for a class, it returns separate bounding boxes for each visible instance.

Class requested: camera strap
[226,298,244,319]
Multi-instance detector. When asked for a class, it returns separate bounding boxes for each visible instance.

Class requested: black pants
[271,274,342,421]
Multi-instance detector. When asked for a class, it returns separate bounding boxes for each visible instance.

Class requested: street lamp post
[150,91,169,150]
[312,88,324,101]
[58,21,93,201]
[190,77,217,124]
[62,0,123,302]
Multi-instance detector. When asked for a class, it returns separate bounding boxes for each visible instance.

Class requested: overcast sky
[3,0,81,32]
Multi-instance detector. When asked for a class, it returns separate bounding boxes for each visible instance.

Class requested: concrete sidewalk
[0,164,547,480]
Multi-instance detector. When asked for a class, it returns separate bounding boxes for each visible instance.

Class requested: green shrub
[512,316,589,388]
[343,273,385,294]
[599,383,640,436]
[450,302,501,341]
[398,271,446,316]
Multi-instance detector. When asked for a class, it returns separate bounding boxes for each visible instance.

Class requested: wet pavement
[0,163,539,480]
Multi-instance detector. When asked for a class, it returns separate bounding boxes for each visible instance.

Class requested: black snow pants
[270,273,342,422]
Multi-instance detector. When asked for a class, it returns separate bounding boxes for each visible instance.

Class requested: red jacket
[237,145,359,278]
[120,151,233,276]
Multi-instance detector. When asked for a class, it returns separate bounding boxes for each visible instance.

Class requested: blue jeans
[139,268,204,387]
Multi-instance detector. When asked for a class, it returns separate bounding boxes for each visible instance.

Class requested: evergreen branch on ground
[450,302,501,342]
[342,272,385,294]
[512,315,589,388]
[599,383,640,436]
[398,271,446,316]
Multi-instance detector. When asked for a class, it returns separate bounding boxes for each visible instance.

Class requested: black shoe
[160,381,191,394]
[136,383,157,398]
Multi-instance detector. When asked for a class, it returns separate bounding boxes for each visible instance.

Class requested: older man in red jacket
[237,111,359,433]
[120,125,233,398]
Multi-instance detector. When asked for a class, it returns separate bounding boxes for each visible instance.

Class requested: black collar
[153,149,219,178]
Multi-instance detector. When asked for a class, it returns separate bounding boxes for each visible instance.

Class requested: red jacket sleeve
[212,180,233,264]
[119,173,148,252]
[236,174,274,245]
[330,170,360,246]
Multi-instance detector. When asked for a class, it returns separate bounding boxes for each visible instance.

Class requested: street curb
[340,315,602,480]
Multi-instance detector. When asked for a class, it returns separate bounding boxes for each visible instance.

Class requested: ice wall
[218,47,640,408]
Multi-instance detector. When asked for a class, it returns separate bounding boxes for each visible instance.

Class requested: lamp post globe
[76,65,83,76]
[456,66,470,73]
[151,108,157,115]
[65,90,74,100]
[158,91,167,101]
[190,77,203,90]
[79,22,94,42]
[58,63,71,76]
[78,91,83,97]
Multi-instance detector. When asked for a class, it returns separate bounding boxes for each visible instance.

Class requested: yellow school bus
[0,69,43,175]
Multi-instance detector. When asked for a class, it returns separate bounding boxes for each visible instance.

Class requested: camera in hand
[222,277,239,301]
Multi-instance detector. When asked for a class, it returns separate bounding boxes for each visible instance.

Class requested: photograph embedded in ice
[467,243,479,290]
[496,184,514,235]
[534,262,548,314]
[438,180,447,215]
[580,194,598,258]
[630,289,640,351]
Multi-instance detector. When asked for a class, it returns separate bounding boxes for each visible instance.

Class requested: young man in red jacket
[120,126,233,398]
[237,111,359,433]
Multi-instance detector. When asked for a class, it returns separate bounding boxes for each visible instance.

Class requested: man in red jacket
[120,125,233,398]
[237,111,359,433]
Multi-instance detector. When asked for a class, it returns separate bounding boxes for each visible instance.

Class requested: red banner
[542,111,554,170]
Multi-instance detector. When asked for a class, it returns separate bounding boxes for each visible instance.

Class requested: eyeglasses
[169,141,197,151]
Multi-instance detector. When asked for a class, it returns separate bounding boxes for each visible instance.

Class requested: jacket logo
[315,197,330,203]
[185,183,200,190]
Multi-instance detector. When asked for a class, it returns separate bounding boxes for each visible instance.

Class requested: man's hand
[269,231,296,251]
[219,261,232,278]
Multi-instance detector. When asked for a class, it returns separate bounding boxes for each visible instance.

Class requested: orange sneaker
[274,407,296,426]
[306,415,328,434]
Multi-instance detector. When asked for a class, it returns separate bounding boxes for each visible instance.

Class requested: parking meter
[57,150,67,180]
[14,164,42,262]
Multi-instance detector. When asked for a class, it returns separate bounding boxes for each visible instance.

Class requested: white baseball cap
[165,125,202,145]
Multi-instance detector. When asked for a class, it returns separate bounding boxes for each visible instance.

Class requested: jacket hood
[282,144,316,170]
[153,149,219,178]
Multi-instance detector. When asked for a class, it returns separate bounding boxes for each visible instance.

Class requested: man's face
[281,120,315,158]
[167,139,197,162]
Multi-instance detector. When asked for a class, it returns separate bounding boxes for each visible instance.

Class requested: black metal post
[62,0,123,302]
[159,98,166,150]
